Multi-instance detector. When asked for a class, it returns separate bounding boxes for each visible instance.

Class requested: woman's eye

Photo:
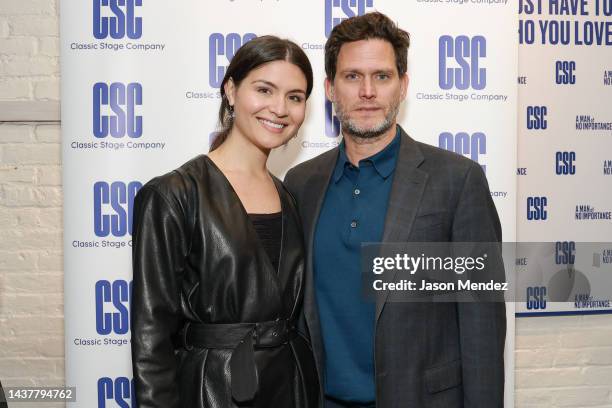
[289,95,304,103]
[257,87,271,94]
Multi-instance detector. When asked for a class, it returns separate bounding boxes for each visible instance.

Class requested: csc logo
[97,377,137,408]
[555,151,576,175]
[325,99,340,138]
[438,35,486,90]
[209,33,256,88]
[93,0,142,40]
[95,280,131,335]
[527,196,547,221]
[325,0,374,38]
[93,181,142,237]
[555,60,576,85]
[438,132,486,172]
[526,286,547,310]
[555,241,576,265]
[93,82,143,138]
[526,106,547,130]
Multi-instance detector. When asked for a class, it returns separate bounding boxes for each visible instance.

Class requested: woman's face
[225,60,308,150]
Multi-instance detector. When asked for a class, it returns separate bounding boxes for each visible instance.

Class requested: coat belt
[179,319,296,402]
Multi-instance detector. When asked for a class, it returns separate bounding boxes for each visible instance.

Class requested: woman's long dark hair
[209,35,314,151]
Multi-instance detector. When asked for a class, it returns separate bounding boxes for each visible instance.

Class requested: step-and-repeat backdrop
[61,1,516,406]
[516,0,612,316]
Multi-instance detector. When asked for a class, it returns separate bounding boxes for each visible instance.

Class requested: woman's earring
[228,105,235,120]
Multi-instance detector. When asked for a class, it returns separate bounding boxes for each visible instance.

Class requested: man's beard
[334,98,400,141]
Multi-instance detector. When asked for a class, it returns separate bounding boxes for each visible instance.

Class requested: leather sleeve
[131,185,188,408]
[451,163,506,408]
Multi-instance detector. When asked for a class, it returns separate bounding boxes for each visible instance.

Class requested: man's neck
[343,124,398,166]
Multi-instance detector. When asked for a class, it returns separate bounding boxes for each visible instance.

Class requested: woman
[131,36,319,408]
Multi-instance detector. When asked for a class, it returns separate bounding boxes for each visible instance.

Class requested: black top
[248,212,282,273]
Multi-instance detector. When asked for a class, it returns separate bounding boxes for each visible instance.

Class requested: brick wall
[0,1,62,407]
[0,1,611,407]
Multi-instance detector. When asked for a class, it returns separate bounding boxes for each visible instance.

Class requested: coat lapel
[375,128,428,322]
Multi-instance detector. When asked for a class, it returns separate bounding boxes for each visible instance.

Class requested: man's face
[326,39,408,140]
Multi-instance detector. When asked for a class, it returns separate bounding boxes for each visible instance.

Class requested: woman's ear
[224,78,236,107]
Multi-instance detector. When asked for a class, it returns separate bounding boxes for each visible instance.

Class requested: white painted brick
[8,208,41,228]
[0,229,62,250]
[581,314,612,329]
[552,387,611,406]
[0,38,37,56]
[515,349,554,368]
[0,55,58,75]
[37,208,62,229]
[9,16,58,37]
[38,37,59,56]
[0,78,31,99]
[0,208,18,228]
[0,293,62,316]
[0,358,59,378]
[0,19,9,38]
[38,250,62,271]
[0,0,56,15]
[35,124,60,142]
[0,250,37,271]
[554,348,592,367]
[516,367,583,388]
[2,185,58,206]
[0,165,36,182]
[583,366,612,386]
[34,78,59,100]
[584,348,612,366]
[515,332,560,350]
[3,272,62,294]
[2,316,63,335]
[0,124,35,142]
[514,388,554,407]
[0,294,44,316]
[1,143,60,164]
[560,329,612,348]
[37,165,62,186]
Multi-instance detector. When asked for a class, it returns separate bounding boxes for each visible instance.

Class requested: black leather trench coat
[131,155,319,408]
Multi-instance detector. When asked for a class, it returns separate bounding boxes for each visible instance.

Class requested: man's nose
[359,77,376,99]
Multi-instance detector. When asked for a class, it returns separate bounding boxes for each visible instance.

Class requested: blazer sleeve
[283,168,300,202]
[131,185,188,408]
[451,163,506,408]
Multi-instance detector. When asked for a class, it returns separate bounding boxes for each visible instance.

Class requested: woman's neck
[208,129,270,176]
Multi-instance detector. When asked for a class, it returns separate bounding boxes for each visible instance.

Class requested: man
[284,12,506,408]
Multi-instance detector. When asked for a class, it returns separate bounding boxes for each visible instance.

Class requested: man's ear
[324,77,334,102]
[224,78,236,106]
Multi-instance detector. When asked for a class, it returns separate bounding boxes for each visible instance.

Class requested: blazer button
[350,220,358,228]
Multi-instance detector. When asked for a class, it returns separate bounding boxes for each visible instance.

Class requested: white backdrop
[61,1,517,406]
[516,0,612,316]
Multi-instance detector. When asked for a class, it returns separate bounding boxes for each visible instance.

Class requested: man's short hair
[325,12,411,81]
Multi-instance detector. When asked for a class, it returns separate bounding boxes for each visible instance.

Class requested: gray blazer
[284,126,506,408]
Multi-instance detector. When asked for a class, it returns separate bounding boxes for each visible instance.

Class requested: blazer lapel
[375,128,428,322]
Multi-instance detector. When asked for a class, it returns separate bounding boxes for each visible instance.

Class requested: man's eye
[346,73,358,80]
[376,74,390,80]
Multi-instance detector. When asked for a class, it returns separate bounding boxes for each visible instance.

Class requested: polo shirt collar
[332,127,401,183]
